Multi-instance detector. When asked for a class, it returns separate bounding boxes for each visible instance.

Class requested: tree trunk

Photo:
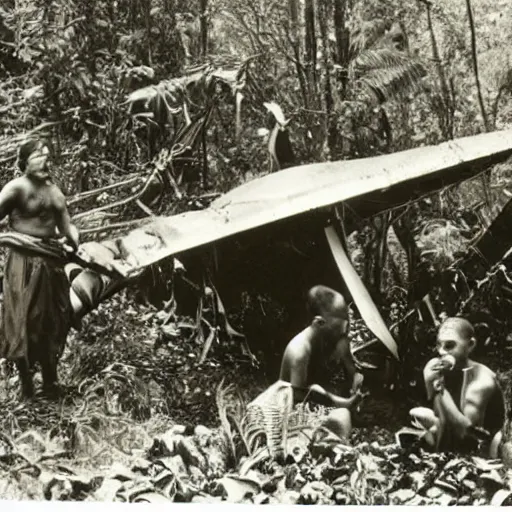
[288,0,309,109]
[317,0,333,159]
[333,0,350,97]
[304,0,318,98]
[492,86,506,129]
[464,0,492,211]
[144,0,153,66]
[199,0,208,57]
[465,0,490,132]
[288,0,300,58]
[422,1,454,140]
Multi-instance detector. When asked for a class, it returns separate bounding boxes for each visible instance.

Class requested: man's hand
[424,358,443,386]
[346,389,365,409]
[351,372,364,395]
[424,357,455,399]
[59,236,78,254]
[65,241,78,253]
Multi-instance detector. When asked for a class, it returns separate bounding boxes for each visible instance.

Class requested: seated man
[406,317,505,457]
[278,285,365,441]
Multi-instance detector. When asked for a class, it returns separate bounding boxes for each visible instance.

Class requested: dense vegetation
[2,0,512,504]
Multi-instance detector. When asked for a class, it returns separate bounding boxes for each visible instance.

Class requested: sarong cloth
[0,232,126,336]
[0,247,72,368]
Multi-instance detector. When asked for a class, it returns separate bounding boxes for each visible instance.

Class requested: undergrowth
[0,286,268,490]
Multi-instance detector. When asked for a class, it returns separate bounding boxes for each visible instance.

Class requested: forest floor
[0,290,511,505]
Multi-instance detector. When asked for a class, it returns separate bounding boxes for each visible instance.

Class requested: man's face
[436,324,473,368]
[330,335,348,363]
[321,312,349,355]
[25,143,50,176]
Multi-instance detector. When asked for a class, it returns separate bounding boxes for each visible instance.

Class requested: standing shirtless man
[0,138,79,398]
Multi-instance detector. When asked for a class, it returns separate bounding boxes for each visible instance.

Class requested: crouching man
[276,285,364,441]
[407,317,505,458]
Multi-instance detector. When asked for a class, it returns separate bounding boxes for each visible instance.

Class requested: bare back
[2,176,66,238]
[279,328,312,386]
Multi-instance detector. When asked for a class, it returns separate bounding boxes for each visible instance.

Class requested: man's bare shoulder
[47,183,67,207]
[283,329,311,361]
[472,362,499,391]
[2,176,26,193]
[0,177,27,207]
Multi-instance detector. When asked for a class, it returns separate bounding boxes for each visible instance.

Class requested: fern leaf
[351,48,420,74]
[216,379,237,461]
[356,61,426,103]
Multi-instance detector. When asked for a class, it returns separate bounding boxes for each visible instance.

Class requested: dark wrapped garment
[0,248,72,368]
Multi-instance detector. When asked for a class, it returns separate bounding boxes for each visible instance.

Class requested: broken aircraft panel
[75,128,512,278]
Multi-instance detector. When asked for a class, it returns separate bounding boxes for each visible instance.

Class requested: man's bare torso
[279,328,312,385]
[8,176,62,238]
[442,360,503,429]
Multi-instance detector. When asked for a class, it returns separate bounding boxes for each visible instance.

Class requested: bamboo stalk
[68,177,142,206]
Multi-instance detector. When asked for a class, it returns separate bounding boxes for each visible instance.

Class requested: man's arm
[305,383,361,408]
[336,334,364,394]
[460,376,496,432]
[423,357,445,400]
[53,188,79,250]
[430,371,495,439]
[288,353,360,408]
[0,181,19,220]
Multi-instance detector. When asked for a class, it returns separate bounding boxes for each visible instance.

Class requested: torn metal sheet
[324,226,399,360]
[77,129,512,277]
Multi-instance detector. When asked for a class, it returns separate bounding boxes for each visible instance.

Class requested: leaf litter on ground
[0,291,511,504]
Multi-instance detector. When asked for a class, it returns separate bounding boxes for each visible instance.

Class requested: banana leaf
[324,226,399,359]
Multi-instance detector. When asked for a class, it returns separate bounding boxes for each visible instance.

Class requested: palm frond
[246,381,295,460]
[218,381,342,472]
[351,48,423,75]
[240,415,266,453]
[217,380,267,458]
[349,18,389,57]
[355,60,427,104]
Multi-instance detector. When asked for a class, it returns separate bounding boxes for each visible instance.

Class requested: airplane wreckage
[1,127,512,363]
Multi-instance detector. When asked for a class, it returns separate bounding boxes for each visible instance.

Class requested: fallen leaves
[1,297,511,504]
[2,414,512,505]
[218,474,261,502]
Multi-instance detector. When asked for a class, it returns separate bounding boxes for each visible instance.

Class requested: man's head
[307,285,349,350]
[436,317,476,368]
[18,138,50,179]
